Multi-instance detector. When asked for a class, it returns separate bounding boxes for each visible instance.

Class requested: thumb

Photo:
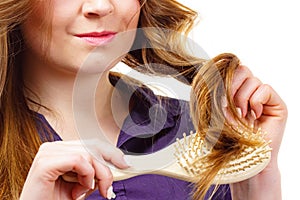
[84,139,131,169]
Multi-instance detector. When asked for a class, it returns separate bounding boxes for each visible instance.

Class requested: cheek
[21,0,55,57]
[117,0,140,30]
[21,14,49,58]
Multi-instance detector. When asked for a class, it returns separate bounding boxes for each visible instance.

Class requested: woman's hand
[229,65,288,200]
[20,140,130,200]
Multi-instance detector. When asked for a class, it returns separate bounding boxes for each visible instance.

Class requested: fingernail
[236,107,242,118]
[76,193,86,200]
[107,186,116,199]
[251,110,257,119]
[123,155,132,167]
[91,179,95,189]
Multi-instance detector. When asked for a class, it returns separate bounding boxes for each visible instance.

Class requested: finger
[101,147,130,169]
[48,140,130,168]
[71,183,91,200]
[37,151,95,190]
[222,106,239,126]
[87,140,130,169]
[65,155,95,189]
[248,84,287,156]
[92,159,114,198]
[233,77,262,117]
[249,84,286,119]
[230,65,253,98]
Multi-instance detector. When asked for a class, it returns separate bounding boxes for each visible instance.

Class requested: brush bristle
[174,128,272,184]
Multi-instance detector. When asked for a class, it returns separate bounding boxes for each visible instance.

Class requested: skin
[229,65,287,200]
[19,0,288,199]
[20,0,140,199]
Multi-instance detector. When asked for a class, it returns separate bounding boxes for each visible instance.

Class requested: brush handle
[62,141,181,182]
[62,166,137,182]
[62,134,272,185]
[62,159,192,183]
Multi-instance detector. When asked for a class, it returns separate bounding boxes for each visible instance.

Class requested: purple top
[36,76,231,200]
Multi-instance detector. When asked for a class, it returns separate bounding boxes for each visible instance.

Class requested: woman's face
[21,0,141,73]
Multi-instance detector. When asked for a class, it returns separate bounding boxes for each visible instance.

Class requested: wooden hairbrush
[62,128,271,184]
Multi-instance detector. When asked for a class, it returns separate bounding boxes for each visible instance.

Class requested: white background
[180,0,299,199]
[113,0,299,199]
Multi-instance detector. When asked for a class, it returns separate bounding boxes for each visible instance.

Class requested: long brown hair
[124,0,262,199]
[0,0,257,199]
[0,1,45,199]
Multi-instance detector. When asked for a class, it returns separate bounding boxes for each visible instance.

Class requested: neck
[22,55,125,144]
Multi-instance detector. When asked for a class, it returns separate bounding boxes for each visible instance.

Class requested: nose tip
[82,0,114,18]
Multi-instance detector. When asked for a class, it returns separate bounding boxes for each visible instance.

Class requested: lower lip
[78,33,116,46]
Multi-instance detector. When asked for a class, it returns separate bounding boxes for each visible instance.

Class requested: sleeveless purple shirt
[36,75,231,200]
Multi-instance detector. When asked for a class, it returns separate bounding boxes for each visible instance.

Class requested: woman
[0,0,287,199]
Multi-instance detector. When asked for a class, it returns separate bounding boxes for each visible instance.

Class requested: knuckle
[235,94,248,104]
[71,154,87,164]
[261,83,272,90]
[34,155,46,167]
[38,141,63,152]
[111,148,123,159]
[250,76,262,84]
[38,142,52,151]
[105,170,113,180]
[101,146,122,162]
[237,65,252,76]
[31,154,51,172]
[249,97,260,107]
[100,165,113,180]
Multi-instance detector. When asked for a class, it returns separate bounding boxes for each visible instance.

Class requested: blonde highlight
[0,1,43,199]
[123,0,263,199]
[1,0,261,199]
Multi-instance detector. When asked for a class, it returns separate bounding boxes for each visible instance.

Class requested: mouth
[75,31,117,46]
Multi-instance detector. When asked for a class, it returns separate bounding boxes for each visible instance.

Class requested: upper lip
[74,31,117,37]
